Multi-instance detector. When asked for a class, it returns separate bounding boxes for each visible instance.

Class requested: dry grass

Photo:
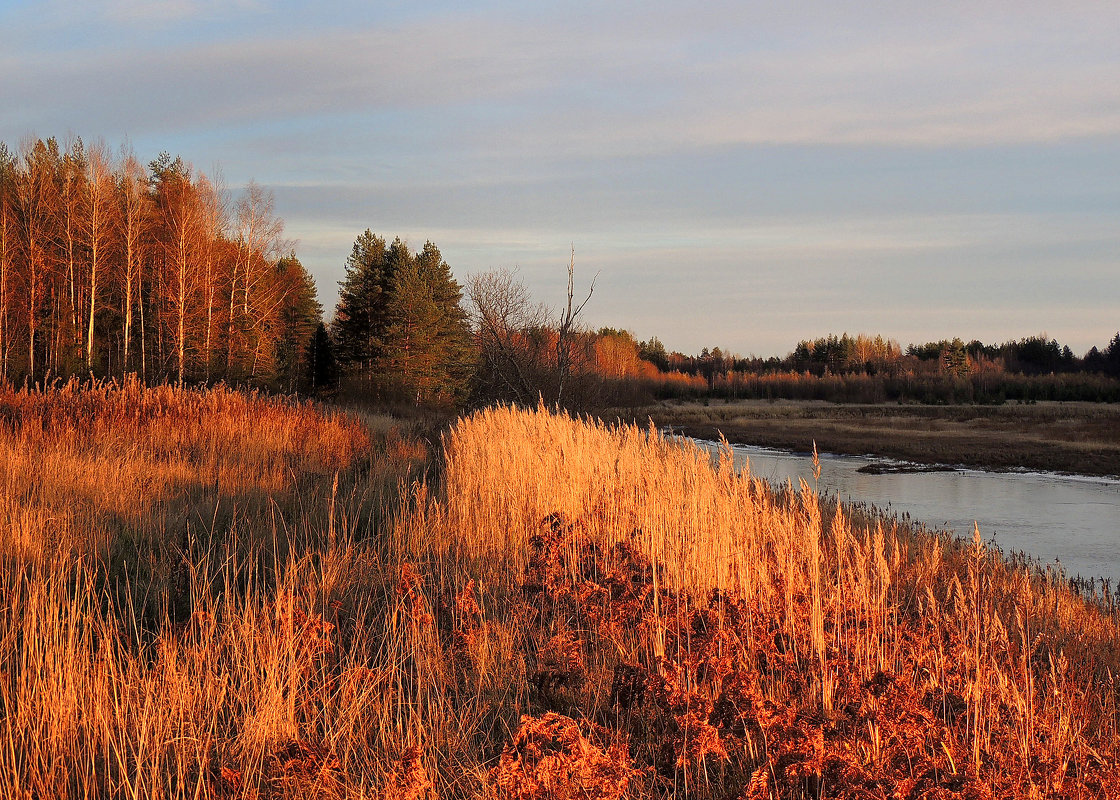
[2,390,1118,798]
[410,405,1120,797]
[0,380,431,799]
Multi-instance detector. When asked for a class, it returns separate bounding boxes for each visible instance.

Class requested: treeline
[659,332,1120,380]
[622,332,1120,404]
[325,252,668,409]
[434,318,1120,407]
[0,132,666,410]
[0,137,320,390]
[320,234,1120,406]
[8,133,1112,410]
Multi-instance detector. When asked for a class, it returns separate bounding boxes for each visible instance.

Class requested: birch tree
[118,152,150,376]
[196,173,227,382]
[153,160,203,384]
[60,138,87,368]
[229,181,283,377]
[83,141,115,371]
[0,145,14,380]
[13,139,61,382]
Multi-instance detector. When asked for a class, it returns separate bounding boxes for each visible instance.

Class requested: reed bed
[407,405,1120,798]
[2,392,1118,798]
[0,381,432,799]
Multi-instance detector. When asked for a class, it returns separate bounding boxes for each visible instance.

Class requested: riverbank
[7,389,1119,797]
[620,399,1120,478]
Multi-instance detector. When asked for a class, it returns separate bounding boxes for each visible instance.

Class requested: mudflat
[628,399,1120,478]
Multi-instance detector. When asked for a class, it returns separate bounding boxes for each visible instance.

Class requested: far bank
[621,399,1120,478]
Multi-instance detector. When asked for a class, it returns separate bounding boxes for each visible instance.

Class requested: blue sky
[2,0,1118,356]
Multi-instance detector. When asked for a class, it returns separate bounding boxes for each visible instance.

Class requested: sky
[2,0,1118,358]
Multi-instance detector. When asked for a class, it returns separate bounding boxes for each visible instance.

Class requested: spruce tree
[305,322,337,393]
[381,240,473,404]
[331,230,389,375]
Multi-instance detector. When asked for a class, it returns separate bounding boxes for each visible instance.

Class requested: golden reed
[1,391,1117,798]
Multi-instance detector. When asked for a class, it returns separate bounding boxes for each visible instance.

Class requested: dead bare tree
[555,247,596,407]
[466,267,550,405]
[466,252,597,407]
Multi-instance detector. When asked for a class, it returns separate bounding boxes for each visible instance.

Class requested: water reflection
[699,440,1120,584]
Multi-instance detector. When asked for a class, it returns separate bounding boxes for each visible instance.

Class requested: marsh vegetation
[2,384,1118,798]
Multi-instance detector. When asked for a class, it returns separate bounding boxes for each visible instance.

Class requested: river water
[698,440,1120,585]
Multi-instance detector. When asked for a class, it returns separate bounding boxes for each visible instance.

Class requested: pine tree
[331,230,389,376]
[1106,332,1120,376]
[305,322,337,393]
[331,231,472,404]
[272,254,322,393]
[381,240,473,404]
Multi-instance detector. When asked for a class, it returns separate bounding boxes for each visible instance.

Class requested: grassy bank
[629,399,1120,477]
[3,388,1119,797]
[0,381,433,798]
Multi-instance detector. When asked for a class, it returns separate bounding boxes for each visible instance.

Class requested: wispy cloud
[2,1,1117,355]
[5,2,1119,148]
[99,0,265,24]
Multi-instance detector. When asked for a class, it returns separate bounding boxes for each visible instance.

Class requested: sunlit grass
[413,405,1120,797]
[0,381,429,798]
[1,389,1117,798]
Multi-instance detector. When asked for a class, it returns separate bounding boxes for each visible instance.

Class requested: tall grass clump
[400,405,1120,798]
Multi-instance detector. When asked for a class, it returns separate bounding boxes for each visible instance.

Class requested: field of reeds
[3,385,1119,798]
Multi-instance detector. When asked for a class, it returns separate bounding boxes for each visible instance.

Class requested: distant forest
[658,332,1120,379]
[3,136,1117,407]
[635,331,1120,404]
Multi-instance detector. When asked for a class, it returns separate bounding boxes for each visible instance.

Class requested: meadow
[2,384,1118,798]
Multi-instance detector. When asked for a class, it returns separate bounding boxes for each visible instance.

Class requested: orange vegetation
[415,406,1120,797]
[1,389,1117,798]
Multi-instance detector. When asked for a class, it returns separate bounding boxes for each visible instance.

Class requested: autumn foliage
[1,390,1117,797]
[421,406,1120,797]
[0,138,320,389]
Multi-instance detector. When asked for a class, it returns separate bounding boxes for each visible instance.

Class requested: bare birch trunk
[85,146,113,370]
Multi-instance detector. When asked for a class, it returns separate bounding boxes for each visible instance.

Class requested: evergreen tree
[940,338,970,377]
[331,230,389,375]
[1106,332,1120,376]
[305,322,337,393]
[331,231,472,404]
[272,254,322,393]
[638,336,669,371]
[380,240,473,404]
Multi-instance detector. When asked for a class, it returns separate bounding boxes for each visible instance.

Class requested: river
[699,440,1120,585]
